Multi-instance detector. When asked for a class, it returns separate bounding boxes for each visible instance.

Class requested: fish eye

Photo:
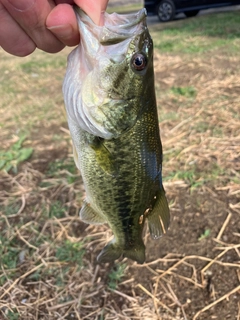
[131,53,147,71]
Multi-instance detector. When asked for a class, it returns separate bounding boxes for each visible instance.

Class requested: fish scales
[63,7,170,263]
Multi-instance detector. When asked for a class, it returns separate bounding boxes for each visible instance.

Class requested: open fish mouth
[75,7,148,45]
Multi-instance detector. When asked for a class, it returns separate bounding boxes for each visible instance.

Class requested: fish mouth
[100,9,147,45]
[74,7,147,46]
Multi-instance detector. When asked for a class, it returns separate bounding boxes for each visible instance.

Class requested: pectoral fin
[147,188,170,239]
[72,141,80,170]
[90,137,117,176]
[80,200,106,225]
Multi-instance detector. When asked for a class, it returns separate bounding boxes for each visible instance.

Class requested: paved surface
[146,5,240,24]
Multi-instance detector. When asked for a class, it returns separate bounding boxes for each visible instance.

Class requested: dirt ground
[0,9,240,320]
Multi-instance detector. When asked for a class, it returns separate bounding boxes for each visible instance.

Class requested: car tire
[184,10,199,17]
[157,0,176,22]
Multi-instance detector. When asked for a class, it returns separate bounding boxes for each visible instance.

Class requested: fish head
[98,19,154,103]
[63,8,155,139]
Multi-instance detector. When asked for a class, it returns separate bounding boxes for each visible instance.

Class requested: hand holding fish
[0,0,109,56]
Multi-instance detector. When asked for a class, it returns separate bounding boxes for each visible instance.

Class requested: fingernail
[47,24,73,40]
[7,0,36,12]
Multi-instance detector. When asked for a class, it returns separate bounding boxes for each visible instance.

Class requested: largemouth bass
[63,7,170,264]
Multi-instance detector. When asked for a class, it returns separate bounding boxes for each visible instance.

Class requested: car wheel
[157,0,176,22]
[184,10,199,18]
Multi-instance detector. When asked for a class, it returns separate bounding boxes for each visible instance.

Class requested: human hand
[0,0,109,57]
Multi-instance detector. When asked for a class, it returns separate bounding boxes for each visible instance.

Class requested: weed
[47,159,78,183]
[0,200,21,216]
[198,229,211,241]
[171,86,196,98]
[28,270,42,281]
[108,263,127,290]
[164,169,198,185]
[55,240,85,266]
[0,135,33,173]
[48,201,66,219]
[4,309,19,320]
[0,236,20,269]
[56,266,71,287]
[47,159,76,175]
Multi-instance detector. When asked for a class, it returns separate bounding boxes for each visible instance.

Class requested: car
[144,0,240,22]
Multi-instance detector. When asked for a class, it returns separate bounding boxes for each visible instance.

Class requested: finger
[74,0,109,25]
[0,2,36,56]
[1,0,65,53]
[46,0,109,47]
[46,4,79,47]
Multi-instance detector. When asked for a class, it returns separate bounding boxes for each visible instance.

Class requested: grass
[47,158,78,184]
[19,56,66,74]
[198,229,211,241]
[4,310,19,320]
[0,8,239,320]
[170,86,197,98]
[0,134,33,173]
[43,201,67,219]
[0,237,20,270]
[55,240,85,265]
[107,2,142,14]
[152,11,240,54]
[108,263,127,290]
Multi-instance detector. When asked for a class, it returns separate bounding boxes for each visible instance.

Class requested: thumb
[46,4,80,47]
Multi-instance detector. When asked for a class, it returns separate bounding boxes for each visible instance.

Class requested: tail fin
[123,244,145,264]
[97,240,146,264]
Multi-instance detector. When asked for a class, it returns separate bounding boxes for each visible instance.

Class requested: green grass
[170,86,197,98]
[0,236,21,271]
[198,229,211,241]
[20,56,66,74]
[152,11,240,54]
[108,263,127,290]
[163,162,225,189]
[107,3,142,14]
[55,240,85,266]
[0,48,68,134]
[42,201,67,219]
[0,134,33,173]
[47,159,76,176]
[0,200,21,216]
[47,158,78,183]
[4,309,19,320]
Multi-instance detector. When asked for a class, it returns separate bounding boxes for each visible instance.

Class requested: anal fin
[147,188,170,239]
[80,200,106,225]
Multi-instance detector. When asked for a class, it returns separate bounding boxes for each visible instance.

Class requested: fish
[62,7,170,264]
